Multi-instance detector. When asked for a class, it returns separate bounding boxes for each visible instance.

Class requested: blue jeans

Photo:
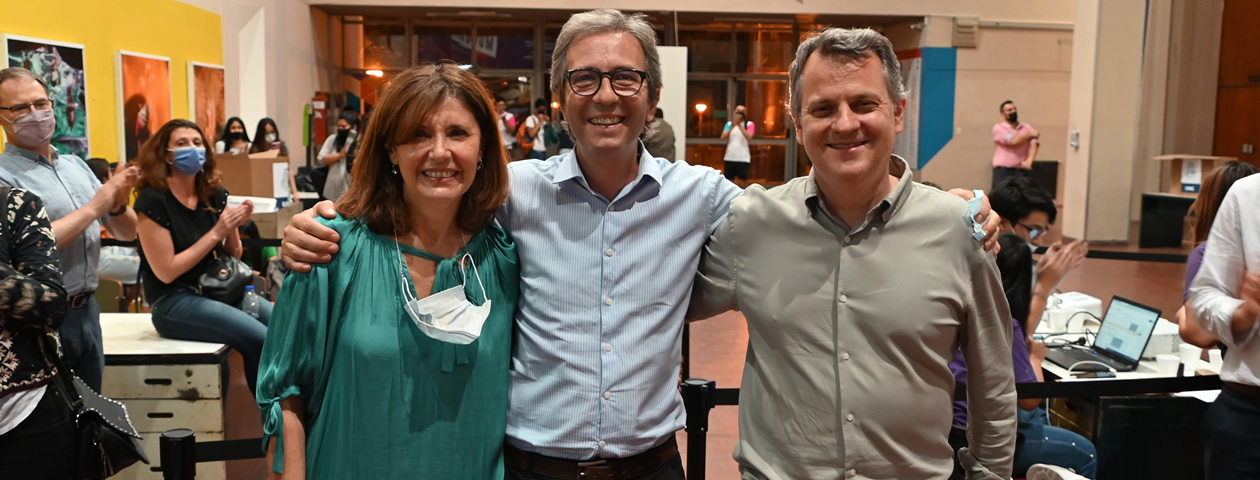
[151,290,272,392]
[60,297,104,391]
[1016,407,1098,479]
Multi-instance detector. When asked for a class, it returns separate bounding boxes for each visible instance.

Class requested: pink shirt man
[992,122,1039,169]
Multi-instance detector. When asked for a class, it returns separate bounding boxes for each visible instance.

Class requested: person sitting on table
[1175,160,1258,349]
[256,62,516,479]
[948,233,1097,480]
[132,119,270,392]
[990,176,1087,336]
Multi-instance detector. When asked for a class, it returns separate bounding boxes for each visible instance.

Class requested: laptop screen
[1094,297,1161,362]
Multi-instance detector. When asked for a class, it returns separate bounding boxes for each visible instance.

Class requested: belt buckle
[69,293,89,309]
[577,459,611,479]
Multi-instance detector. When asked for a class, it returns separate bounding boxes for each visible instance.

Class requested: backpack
[516,116,536,152]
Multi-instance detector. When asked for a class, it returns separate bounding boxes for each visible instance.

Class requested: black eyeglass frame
[0,98,53,117]
[565,68,648,97]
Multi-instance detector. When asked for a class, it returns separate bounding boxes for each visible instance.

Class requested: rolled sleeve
[1190,187,1251,346]
[961,247,1017,478]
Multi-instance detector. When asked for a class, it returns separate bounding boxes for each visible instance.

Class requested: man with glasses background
[990,175,1087,336]
[0,67,139,391]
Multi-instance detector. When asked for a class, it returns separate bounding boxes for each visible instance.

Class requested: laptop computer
[1044,296,1162,373]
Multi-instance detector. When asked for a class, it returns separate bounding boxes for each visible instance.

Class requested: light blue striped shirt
[499,146,741,460]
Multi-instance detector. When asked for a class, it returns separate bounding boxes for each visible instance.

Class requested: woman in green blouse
[257,63,515,479]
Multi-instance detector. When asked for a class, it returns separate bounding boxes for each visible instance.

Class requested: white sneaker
[1025,464,1089,480]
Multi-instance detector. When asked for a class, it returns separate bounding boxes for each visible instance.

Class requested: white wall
[657,46,687,163]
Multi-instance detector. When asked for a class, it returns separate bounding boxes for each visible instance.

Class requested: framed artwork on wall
[4,35,90,159]
[116,50,172,163]
[188,62,225,145]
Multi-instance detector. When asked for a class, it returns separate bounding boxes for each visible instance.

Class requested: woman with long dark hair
[215,116,250,155]
[249,117,300,205]
[316,111,359,201]
[133,119,271,392]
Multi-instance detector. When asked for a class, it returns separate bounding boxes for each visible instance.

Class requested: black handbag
[197,248,253,306]
[43,336,149,478]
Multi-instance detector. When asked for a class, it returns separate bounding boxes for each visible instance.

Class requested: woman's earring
[477,161,484,171]
[391,163,399,175]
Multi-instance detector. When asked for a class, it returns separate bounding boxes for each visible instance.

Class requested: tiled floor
[677,241,1192,478]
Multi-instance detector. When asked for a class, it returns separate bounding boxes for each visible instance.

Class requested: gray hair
[789,28,907,117]
[0,67,50,100]
[550,9,662,107]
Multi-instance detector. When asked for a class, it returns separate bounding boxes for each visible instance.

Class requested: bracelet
[108,204,128,216]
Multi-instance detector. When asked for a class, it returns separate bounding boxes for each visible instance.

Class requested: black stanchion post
[681,378,716,480]
[160,428,197,480]
[681,324,691,380]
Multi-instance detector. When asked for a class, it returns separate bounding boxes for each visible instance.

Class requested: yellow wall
[0,0,222,161]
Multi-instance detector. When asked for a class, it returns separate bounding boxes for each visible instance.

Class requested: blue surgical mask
[168,146,207,175]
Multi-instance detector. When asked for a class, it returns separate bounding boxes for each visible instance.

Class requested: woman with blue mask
[132,119,272,392]
[256,63,516,479]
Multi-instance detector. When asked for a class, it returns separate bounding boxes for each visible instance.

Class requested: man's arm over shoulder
[960,241,1017,479]
[1190,182,1256,345]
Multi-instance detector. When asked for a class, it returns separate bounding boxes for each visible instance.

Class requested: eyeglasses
[1017,222,1049,239]
[0,99,53,117]
[566,68,647,97]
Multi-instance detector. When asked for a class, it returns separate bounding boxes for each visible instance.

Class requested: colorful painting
[188,62,225,144]
[116,51,171,163]
[4,35,89,159]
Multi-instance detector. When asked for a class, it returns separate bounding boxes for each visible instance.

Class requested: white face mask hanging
[395,241,492,345]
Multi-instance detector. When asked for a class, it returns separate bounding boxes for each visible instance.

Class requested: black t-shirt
[134,186,229,302]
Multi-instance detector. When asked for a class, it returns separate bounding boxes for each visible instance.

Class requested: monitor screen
[1094,298,1160,362]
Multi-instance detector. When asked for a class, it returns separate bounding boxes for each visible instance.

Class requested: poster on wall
[187,62,225,145]
[116,50,171,163]
[4,35,89,159]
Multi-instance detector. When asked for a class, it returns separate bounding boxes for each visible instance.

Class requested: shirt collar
[552,142,663,190]
[805,154,915,226]
[3,142,59,165]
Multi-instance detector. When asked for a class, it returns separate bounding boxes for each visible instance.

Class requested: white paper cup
[1179,343,1202,374]
[1156,354,1180,377]
[1209,349,1224,371]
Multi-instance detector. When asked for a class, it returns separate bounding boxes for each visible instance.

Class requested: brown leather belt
[504,437,678,480]
[1224,381,1260,401]
[68,291,94,309]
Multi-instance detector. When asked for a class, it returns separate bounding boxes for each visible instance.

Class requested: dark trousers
[0,387,78,479]
[724,161,750,180]
[1203,386,1260,480]
[992,167,1026,191]
[505,453,685,480]
[60,297,104,391]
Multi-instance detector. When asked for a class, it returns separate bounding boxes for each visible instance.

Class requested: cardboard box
[216,153,290,198]
[249,202,303,239]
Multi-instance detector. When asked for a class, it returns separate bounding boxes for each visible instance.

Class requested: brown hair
[337,63,510,234]
[1189,160,1258,244]
[133,119,223,208]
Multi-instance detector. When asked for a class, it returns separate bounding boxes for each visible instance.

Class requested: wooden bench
[101,313,262,480]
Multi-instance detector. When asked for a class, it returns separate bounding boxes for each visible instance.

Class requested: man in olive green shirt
[688,28,1016,480]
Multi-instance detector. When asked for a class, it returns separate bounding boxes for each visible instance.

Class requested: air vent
[953,16,979,48]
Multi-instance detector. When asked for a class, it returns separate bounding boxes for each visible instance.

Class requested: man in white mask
[0,67,140,392]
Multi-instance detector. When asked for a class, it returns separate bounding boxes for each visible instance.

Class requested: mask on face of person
[2,109,55,146]
[1006,112,1018,124]
[167,146,207,175]
[266,133,277,143]
[396,246,492,345]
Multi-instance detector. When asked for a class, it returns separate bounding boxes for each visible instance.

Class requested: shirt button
[605,248,615,257]
[843,237,851,245]
[605,297,614,306]
[846,413,855,422]
[599,440,607,448]
[604,343,613,352]
[839,294,848,303]
[846,469,856,478]
[841,352,851,361]
[603,391,612,400]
